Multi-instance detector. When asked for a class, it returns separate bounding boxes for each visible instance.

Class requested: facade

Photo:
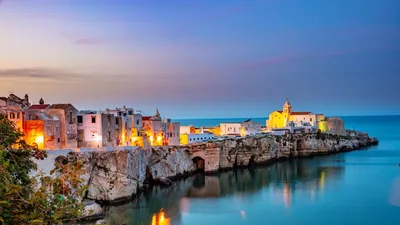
[220,123,242,136]
[45,104,78,149]
[180,125,195,135]
[180,132,215,145]
[1,105,25,132]
[240,119,262,136]
[266,100,322,130]
[220,120,261,137]
[142,109,180,146]
[24,114,61,150]
[0,94,30,108]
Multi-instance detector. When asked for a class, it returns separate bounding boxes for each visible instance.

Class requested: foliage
[0,114,86,224]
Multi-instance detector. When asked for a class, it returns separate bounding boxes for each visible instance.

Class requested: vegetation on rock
[0,114,86,224]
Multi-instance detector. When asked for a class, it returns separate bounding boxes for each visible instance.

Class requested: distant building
[77,111,120,148]
[180,125,195,135]
[180,132,215,145]
[0,105,25,132]
[220,119,262,137]
[45,104,78,149]
[0,93,30,108]
[24,113,61,150]
[142,108,180,146]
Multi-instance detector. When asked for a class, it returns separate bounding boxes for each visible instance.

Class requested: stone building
[142,109,180,146]
[24,114,61,150]
[0,93,30,108]
[45,104,78,149]
[77,110,121,148]
[220,119,261,137]
[0,105,25,132]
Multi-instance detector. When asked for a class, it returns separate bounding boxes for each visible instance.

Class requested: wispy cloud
[73,37,105,45]
[0,68,82,80]
[60,33,105,45]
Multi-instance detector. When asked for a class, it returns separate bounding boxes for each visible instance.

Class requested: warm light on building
[35,135,44,144]
[157,135,162,142]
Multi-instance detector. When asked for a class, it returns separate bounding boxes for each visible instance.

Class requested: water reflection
[105,156,345,225]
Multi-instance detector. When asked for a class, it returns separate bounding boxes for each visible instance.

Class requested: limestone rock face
[55,131,377,204]
[147,147,196,182]
[80,147,196,201]
[87,150,138,201]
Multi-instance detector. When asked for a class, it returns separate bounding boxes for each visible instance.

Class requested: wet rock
[81,202,104,220]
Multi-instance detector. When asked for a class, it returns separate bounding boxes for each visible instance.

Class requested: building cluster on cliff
[0,93,180,150]
[1,93,345,150]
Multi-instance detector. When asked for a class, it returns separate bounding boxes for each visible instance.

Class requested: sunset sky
[0,0,399,118]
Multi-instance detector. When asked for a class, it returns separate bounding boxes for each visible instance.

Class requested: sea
[104,116,400,225]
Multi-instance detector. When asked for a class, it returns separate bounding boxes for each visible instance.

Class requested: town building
[0,93,31,108]
[266,99,345,135]
[45,104,78,149]
[77,110,121,148]
[180,132,215,145]
[0,105,25,132]
[142,109,180,146]
[220,119,262,137]
[24,113,61,150]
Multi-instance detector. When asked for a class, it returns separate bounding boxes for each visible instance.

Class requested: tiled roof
[48,104,74,110]
[28,104,50,110]
[291,112,312,115]
[142,116,152,121]
[0,97,7,101]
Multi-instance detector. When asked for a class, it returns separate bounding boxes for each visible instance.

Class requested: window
[108,116,111,126]
[190,138,192,141]
[69,112,73,123]
[136,120,139,125]
[17,113,20,119]
[108,131,112,141]
[116,118,119,125]
[77,115,83,123]
[310,118,313,121]
[10,113,15,119]
[56,127,59,132]
[91,116,96,123]
[57,138,60,143]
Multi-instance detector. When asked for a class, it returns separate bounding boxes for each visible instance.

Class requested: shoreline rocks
[56,131,378,220]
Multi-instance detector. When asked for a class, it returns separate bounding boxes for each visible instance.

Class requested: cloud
[0,68,82,80]
[60,33,105,45]
[73,37,105,45]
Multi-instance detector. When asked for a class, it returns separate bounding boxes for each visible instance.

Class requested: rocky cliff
[57,132,377,217]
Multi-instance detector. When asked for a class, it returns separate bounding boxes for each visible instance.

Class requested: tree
[0,114,86,224]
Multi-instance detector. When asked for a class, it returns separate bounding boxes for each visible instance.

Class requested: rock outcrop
[58,131,377,205]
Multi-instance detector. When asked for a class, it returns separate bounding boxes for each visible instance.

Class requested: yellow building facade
[266,100,328,132]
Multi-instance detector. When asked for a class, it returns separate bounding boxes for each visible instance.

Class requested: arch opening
[192,156,205,172]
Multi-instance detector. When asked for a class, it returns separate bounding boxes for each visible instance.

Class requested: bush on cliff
[0,114,86,224]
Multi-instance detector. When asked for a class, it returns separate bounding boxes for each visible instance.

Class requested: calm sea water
[105,116,400,225]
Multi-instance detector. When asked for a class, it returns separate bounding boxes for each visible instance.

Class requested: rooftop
[28,104,50,110]
[48,104,74,110]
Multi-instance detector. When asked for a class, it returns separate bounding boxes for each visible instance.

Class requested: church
[266,99,327,131]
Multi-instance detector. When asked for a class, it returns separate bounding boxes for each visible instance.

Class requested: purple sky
[0,0,399,118]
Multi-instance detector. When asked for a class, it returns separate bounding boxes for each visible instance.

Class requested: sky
[0,0,399,118]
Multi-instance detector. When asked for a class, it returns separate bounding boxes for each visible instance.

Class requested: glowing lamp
[150,136,154,142]
[157,136,162,142]
[35,136,44,144]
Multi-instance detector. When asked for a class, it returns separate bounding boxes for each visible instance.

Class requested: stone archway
[192,156,205,172]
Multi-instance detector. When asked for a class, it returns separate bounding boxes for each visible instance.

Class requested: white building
[240,119,262,136]
[220,119,262,137]
[180,125,195,134]
[180,132,215,145]
[77,111,105,148]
